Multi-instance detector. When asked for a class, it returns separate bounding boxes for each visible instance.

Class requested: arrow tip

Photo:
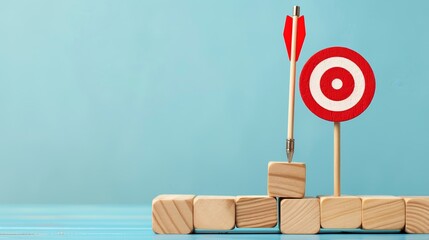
[286,139,295,163]
[287,151,294,163]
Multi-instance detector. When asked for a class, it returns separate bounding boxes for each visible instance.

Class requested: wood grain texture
[405,197,429,233]
[320,196,361,229]
[235,196,277,228]
[280,198,320,234]
[404,196,429,233]
[267,162,305,198]
[362,196,405,230]
[152,194,195,234]
[193,196,235,230]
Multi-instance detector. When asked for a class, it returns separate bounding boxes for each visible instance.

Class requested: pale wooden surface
[267,162,306,198]
[334,122,340,196]
[280,198,320,234]
[320,196,361,229]
[193,196,235,230]
[361,196,405,230]
[152,194,195,234]
[235,196,277,228]
[405,197,429,233]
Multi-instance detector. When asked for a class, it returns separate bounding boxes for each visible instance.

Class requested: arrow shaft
[287,15,298,141]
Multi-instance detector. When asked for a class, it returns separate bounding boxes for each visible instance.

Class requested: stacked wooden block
[152,195,277,234]
[152,161,429,234]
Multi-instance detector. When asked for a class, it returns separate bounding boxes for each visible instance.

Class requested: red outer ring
[299,46,376,122]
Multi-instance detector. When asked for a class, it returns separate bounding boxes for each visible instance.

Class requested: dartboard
[299,46,376,122]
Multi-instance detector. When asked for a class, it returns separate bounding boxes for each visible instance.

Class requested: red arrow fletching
[283,15,306,61]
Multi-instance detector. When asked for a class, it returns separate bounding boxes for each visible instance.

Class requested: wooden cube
[320,196,361,229]
[152,194,195,234]
[193,196,235,230]
[280,198,320,234]
[235,196,277,228]
[267,162,306,198]
[405,197,429,233]
[361,196,405,230]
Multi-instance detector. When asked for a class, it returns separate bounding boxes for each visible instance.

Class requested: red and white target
[299,46,376,122]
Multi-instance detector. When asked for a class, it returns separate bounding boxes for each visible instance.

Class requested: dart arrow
[283,6,306,163]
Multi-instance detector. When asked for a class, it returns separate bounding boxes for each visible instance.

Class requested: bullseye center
[332,78,343,90]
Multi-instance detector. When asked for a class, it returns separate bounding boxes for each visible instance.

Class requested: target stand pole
[286,6,300,163]
[334,122,341,196]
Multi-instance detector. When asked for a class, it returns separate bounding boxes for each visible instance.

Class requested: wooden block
[405,197,429,233]
[361,196,405,230]
[193,196,235,230]
[235,196,277,228]
[267,162,306,198]
[152,194,195,234]
[319,196,361,229]
[280,198,320,234]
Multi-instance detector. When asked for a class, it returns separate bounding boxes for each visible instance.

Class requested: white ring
[309,57,365,112]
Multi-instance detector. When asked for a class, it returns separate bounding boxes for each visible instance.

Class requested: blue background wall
[0,0,428,204]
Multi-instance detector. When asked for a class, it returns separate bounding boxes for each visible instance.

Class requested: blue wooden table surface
[0,205,427,239]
